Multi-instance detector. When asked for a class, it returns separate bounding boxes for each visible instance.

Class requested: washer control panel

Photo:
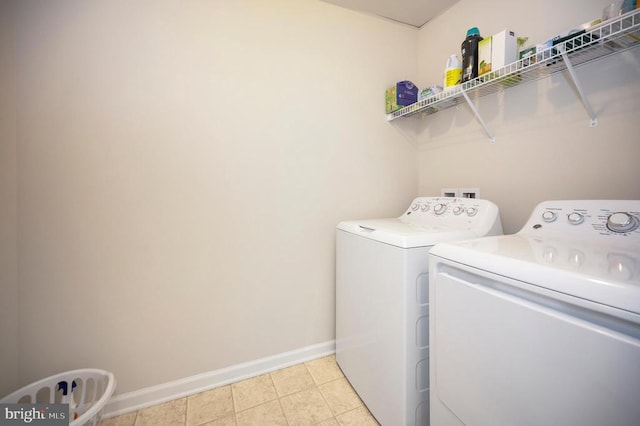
[525,200,640,239]
[401,197,502,235]
[405,198,487,219]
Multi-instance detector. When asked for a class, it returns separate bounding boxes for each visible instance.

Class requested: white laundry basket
[1,369,116,426]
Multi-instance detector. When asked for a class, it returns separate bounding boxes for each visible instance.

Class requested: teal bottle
[622,0,636,12]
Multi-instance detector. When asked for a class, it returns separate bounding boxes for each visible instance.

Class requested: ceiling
[321,0,457,28]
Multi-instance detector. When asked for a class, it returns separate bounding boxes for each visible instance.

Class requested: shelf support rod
[461,90,496,144]
[558,46,598,127]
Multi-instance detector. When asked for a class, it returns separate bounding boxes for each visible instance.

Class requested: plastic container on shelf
[461,27,483,82]
[0,369,116,426]
[444,54,462,88]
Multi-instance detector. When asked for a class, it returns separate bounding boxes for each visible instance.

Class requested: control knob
[434,203,447,215]
[542,211,557,222]
[421,204,430,212]
[453,206,464,215]
[606,212,639,233]
[411,204,419,211]
[466,207,478,217]
[567,212,584,225]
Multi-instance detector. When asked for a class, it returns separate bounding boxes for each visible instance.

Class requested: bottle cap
[466,27,480,37]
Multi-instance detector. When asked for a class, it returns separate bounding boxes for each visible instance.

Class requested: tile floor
[100,355,379,426]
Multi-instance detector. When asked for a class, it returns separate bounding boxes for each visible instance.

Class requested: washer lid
[337,218,481,248]
[430,234,640,315]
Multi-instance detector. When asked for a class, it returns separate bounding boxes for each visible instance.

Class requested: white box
[491,29,517,69]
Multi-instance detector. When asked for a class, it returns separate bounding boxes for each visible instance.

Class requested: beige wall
[415,0,640,233]
[11,0,637,399]
[0,0,19,398]
[15,0,418,394]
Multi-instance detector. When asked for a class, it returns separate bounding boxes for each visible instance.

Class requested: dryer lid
[431,234,640,315]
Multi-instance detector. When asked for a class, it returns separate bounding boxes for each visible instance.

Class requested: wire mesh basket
[1,369,116,426]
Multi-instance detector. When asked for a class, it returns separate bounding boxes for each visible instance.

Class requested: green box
[478,36,492,76]
[385,86,402,114]
[519,46,537,63]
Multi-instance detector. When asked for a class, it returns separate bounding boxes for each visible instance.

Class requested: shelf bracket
[558,45,598,127]
[461,90,496,144]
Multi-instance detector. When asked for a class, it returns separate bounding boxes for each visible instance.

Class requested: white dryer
[429,200,640,426]
[336,197,502,426]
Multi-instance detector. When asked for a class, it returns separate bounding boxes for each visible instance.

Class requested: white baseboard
[102,340,335,419]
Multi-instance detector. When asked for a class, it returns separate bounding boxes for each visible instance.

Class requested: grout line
[230,381,238,414]
[183,395,189,426]
[316,383,335,417]
[268,373,290,426]
[275,394,290,426]
[268,370,283,399]
[312,366,331,413]
[309,365,340,423]
[182,397,187,426]
[302,361,318,387]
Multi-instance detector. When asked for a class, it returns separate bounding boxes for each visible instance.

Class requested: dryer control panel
[523,200,640,239]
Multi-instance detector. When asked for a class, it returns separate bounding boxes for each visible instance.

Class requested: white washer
[429,200,640,426]
[336,197,502,426]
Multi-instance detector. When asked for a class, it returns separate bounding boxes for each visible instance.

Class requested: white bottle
[444,54,462,89]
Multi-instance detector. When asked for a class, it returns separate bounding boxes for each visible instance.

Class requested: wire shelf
[387,9,640,121]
